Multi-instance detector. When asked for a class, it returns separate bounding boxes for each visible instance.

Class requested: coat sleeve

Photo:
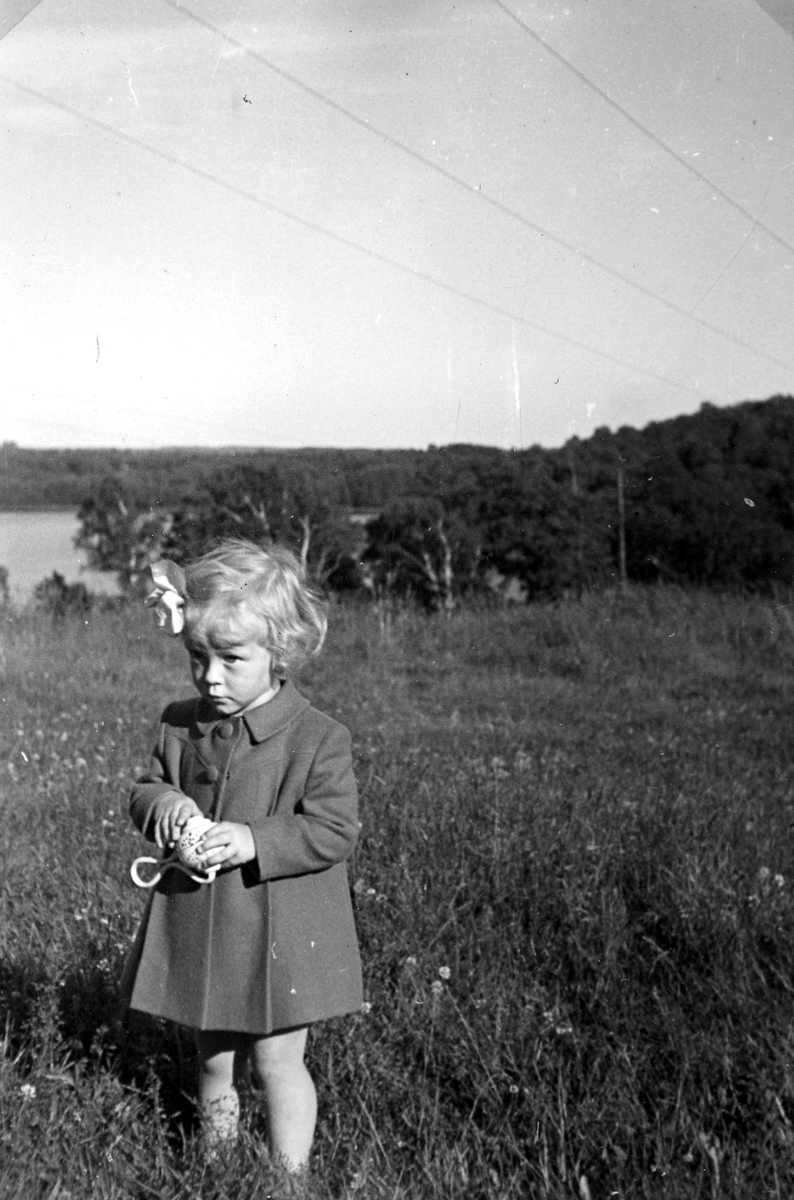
[248,723,359,881]
[129,708,187,842]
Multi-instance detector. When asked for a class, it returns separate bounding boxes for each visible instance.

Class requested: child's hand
[197,822,256,870]
[154,796,203,849]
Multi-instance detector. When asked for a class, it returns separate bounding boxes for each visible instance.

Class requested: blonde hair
[182,540,327,675]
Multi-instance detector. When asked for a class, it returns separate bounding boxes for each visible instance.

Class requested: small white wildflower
[404,956,417,968]
[543,1007,574,1037]
[775,874,785,889]
[490,756,509,779]
[431,980,443,997]
[438,965,451,980]
[20,1083,36,1099]
[360,1001,372,1015]
[509,1084,519,1095]
[514,750,533,772]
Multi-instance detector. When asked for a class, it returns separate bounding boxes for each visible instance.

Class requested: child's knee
[195,1030,247,1085]
[250,1026,308,1083]
[198,1051,234,1089]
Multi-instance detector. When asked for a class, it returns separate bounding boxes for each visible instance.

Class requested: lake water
[0,511,120,603]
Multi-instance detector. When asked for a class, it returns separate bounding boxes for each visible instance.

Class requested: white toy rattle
[131,815,220,888]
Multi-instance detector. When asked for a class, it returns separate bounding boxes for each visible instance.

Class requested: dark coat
[121,681,363,1033]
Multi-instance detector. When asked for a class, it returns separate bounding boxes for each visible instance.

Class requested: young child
[121,540,363,1172]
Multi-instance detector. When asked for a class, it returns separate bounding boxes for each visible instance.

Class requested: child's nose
[204,658,224,684]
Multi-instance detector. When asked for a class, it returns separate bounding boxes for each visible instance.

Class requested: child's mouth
[209,696,243,713]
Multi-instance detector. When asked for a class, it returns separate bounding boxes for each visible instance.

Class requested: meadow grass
[1,587,794,1198]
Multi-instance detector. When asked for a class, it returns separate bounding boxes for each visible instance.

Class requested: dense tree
[54,393,794,600]
[75,478,172,588]
[164,463,360,586]
[621,402,794,587]
[363,498,479,610]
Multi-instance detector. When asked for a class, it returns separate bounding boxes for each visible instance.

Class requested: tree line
[59,395,794,608]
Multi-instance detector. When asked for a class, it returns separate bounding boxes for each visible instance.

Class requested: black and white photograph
[2,1,794,1196]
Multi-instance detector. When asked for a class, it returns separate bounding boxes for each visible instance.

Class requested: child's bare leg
[250,1025,316,1171]
[194,1029,249,1148]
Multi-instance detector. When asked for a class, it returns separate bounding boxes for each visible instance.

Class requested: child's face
[184,628,275,716]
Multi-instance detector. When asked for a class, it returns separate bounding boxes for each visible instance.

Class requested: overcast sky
[2,0,793,450]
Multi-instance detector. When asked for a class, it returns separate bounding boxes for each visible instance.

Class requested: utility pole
[569,441,585,597]
[617,464,628,592]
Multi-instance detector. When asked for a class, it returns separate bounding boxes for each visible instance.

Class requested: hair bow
[144,559,187,635]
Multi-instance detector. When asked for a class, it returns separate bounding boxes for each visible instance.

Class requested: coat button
[206,766,220,783]
[217,722,235,739]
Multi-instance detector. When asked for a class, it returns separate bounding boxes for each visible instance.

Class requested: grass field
[1,587,794,1198]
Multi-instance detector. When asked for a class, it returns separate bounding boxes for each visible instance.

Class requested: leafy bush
[33,572,93,620]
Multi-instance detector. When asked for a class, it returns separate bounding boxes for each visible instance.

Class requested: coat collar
[192,679,311,743]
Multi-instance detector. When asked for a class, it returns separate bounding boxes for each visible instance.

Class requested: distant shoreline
[0,510,119,603]
[0,506,75,514]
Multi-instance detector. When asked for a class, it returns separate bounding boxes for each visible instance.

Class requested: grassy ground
[1,587,794,1198]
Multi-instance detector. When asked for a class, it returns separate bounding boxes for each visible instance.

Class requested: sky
[1,0,793,451]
